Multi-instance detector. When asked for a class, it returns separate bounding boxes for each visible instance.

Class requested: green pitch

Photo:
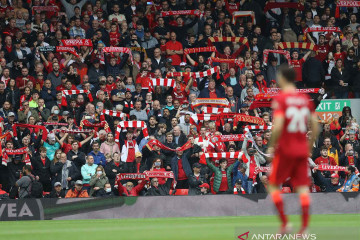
[0,214,358,240]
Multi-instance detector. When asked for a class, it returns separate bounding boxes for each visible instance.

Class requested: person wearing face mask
[337,166,359,192]
[89,165,109,197]
[96,183,114,197]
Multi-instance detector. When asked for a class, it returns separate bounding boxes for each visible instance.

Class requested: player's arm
[308,113,320,154]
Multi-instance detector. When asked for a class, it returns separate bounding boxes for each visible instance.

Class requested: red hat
[199,183,210,189]
[331,173,339,178]
[96,9,103,13]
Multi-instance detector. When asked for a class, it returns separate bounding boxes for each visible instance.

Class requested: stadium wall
[0,193,359,221]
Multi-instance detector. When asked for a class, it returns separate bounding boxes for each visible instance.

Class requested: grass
[0,214,359,240]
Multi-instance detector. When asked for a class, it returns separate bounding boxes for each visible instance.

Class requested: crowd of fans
[0,0,359,199]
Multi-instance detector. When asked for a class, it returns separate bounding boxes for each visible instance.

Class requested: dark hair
[23,165,32,173]
[278,64,296,83]
[219,159,227,164]
[320,145,328,151]
[347,165,356,174]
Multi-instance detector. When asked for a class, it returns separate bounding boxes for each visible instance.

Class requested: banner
[209,57,245,68]
[80,120,111,133]
[56,46,80,58]
[202,107,230,114]
[336,1,360,17]
[160,10,201,17]
[61,39,93,47]
[191,98,230,109]
[32,5,59,13]
[39,46,55,52]
[232,11,256,25]
[54,129,94,134]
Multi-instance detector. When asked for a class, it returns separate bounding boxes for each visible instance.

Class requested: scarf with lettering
[3,147,31,166]
[102,47,134,64]
[314,165,347,172]
[210,134,246,142]
[61,39,93,47]
[160,9,201,17]
[263,49,291,64]
[303,27,342,40]
[43,122,68,126]
[116,171,174,181]
[56,46,79,58]
[252,166,271,186]
[54,129,94,134]
[191,98,230,109]
[209,57,245,69]
[221,113,265,128]
[183,46,217,62]
[12,123,48,141]
[249,100,272,110]
[336,1,360,18]
[264,2,305,12]
[80,120,110,133]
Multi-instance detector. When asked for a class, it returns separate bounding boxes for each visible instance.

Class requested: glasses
[127,185,134,187]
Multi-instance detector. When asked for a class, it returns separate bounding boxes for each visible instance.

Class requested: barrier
[0,193,359,221]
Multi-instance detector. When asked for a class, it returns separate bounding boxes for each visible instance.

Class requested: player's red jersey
[270,91,314,187]
[290,58,305,82]
[272,92,314,158]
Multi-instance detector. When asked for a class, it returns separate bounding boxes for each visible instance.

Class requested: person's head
[71,140,79,151]
[320,145,328,158]
[60,152,67,163]
[87,155,94,165]
[173,126,181,137]
[22,165,32,175]
[39,147,47,158]
[193,162,201,174]
[170,32,177,41]
[153,158,163,169]
[277,64,296,88]
[219,159,227,170]
[75,181,83,191]
[106,133,114,142]
[330,173,339,185]
[208,79,216,91]
[336,58,343,68]
[151,178,159,187]
[96,165,104,176]
[92,142,100,152]
[323,137,331,148]
[346,165,356,177]
[166,132,173,143]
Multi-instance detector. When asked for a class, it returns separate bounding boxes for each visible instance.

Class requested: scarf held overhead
[147,139,192,152]
[12,123,48,141]
[160,10,201,17]
[264,2,304,12]
[263,49,291,64]
[56,46,80,58]
[191,98,230,109]
[61,39,93,47]
[102,47,134,64]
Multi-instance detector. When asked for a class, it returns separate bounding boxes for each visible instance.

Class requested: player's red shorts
[269,154,310,187]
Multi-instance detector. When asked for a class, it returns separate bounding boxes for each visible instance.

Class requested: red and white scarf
[56,46,79,58]
[115,121,149,145]
[210,134,246,143]
[116,171,174,181]
[202,107,230,114]
[43,122,68,126]
[263,88,321,95]
[336,1,360,18]
[102,47,134,64]
[191,98,230,109]
[12,123,48,141]
[149,78,176,89]
[160,10,201,17]
[263,49,291,64]
[61,39,93,47]
[252,166,271,185]
[200,152,244,164]
[244,125,272,131]
[221,113,266,127]
[3,147,31,166]
[232,11,256,25]
[80,120,111,133]
[62,90,93,106]
[54,129,94,134]
[102,110,127,120]
[249,100,272,110]
[147,139,192,152]
[314,165,347,172]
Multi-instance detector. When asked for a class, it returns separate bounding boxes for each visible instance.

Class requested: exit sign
[316,100,350,121]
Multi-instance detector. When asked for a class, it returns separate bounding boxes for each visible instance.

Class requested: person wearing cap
[233,179,246,195]
[48,182,65,198]
[188,162,207,195]
[232,162,249,193]
[313,169,344,193]
[65,180,89,198]
[9,38,28,65]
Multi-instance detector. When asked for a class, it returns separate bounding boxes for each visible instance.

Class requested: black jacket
[48,189,66,198]
[313,171,344,192]
[145,178,172,196]
[50,161,81,184]
[31,156,51,184]
[188,172,207,195]
[7,161,25,187]
[174,133,188,148]
[67,150,86,170]
[105,160,126,186]
[303,57,324,86]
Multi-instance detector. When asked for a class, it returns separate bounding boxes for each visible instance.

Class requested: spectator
[88,142,106,167]
[145,177,173,196]
[81,155,98,192]
[65,180,89,198]
[117,179,147,197]
[15,165,34,199]
[188,162,207,195]
[31,147,51,192]
[89,165,109,197]
[337,166,359,192]
[48,182,66,198]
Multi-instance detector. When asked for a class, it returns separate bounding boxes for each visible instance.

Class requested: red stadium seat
[174,189,188,195]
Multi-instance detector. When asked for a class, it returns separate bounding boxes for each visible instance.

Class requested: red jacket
[117,179,147,196]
